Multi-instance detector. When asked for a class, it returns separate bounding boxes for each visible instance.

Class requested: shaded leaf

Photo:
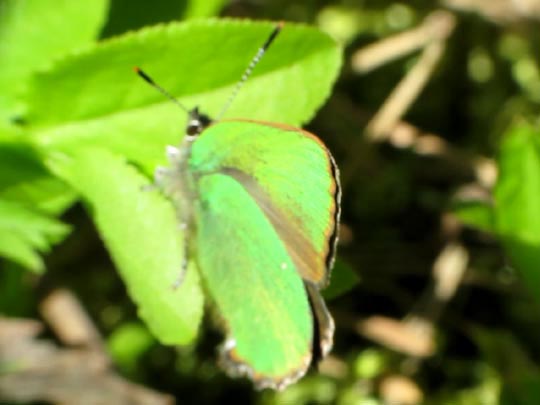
[452,200,495,234]
[0,199,70,272]
[472,327,540,405]
[183,0,227,19]
[0,142,76,215]
[100,0,185,38]
[322,258,360,300]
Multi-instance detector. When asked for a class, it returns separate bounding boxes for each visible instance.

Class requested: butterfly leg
[139,166,169,192]
[171,222,190,290]
[172,186,192,289]
[154,166,171,187]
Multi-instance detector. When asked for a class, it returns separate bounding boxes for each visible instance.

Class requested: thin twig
[365,39,447,140]
[40,289,105,353]
[0,291,173,405]
[444,0,540,24]
[351,10,456,74]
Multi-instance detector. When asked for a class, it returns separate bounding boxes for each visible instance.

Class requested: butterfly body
[155,108,340,390]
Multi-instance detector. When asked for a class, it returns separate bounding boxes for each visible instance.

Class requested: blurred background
[1,0,540,404]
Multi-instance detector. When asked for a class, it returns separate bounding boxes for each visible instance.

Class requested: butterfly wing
[190,120,340,288]
[194,173,313,389]
[189,120,340,366]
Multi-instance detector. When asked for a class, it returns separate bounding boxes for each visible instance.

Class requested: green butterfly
[137,23,340,390]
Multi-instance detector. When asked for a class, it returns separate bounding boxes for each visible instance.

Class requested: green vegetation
[1,0,539,403]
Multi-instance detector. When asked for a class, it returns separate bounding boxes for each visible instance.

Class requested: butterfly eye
[187,123,201,136]
[186,108,213,136]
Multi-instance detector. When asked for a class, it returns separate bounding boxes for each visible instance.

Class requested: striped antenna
[215,22,284,121]
[133,66,189,113]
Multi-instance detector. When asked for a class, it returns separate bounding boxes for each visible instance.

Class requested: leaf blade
[0,0,109,114]
[47,147,204,344]
[28,20,342,172]
[494,122,540,302]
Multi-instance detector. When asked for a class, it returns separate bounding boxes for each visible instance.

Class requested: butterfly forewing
[189,120,340,288]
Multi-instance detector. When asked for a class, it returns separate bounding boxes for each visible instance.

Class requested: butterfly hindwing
[194,172,314,389]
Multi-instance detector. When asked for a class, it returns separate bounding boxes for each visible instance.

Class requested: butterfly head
[134,67,212,137]
[135,23,283,139]
[187,107,213,136]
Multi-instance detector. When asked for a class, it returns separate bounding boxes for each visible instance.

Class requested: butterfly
[136,22,340,390]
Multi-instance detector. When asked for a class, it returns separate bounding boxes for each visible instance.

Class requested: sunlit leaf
[494,122,540,302]
[47,148,204,344]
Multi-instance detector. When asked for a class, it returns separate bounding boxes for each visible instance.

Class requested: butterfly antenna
[134,67,190,113]
[215,21,284,121]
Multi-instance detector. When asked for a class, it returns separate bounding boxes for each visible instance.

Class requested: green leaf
[0,142,76,215]
[46,147,204,345]
[494,122,540,302]
[322,258,360,300]
[107,321,155,374]
[472,327,540,405]
[0,199,71,272]
[451,200,495,234]
[0,0,109,116]
[353,348,387,379]
[27,19,342,174]
[0,263,35,315]
[442,364,501,405]
[183,0,227,19]
[100,0,184,38]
